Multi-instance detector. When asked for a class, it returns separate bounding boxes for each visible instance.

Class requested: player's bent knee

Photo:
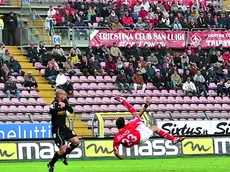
[59,145,67,154]
[71,136,80,146]
[150,125,159,133]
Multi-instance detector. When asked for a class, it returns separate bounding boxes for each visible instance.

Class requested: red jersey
[113,116,143,152]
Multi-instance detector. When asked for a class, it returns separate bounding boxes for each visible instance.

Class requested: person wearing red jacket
[122,12,134,29]
[105,56,117,76]
[64,3,76,15]
[138,7,148,20]
[53,10,62,26]
[223,50,230,66]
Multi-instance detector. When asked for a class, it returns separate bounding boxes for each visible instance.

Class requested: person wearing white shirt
[140,0,150,12]
[134,2,141,13]
[182,77,197,96]
[56,70,67,88]
[47,5,56,17]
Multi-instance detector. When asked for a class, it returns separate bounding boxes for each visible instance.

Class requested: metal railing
[0,28,2,43]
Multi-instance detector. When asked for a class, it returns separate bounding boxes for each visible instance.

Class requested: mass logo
[0,143,17,160]
[85,140,114,157]
[190,33,202,46]
[182,138,214,155]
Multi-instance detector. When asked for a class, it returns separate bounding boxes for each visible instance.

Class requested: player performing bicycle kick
[113,96,185,159]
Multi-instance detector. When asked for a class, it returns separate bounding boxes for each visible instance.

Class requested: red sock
[158,130,175,141]
[121,99,136,113]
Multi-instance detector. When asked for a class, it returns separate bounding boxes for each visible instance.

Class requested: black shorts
[52,126,77,148]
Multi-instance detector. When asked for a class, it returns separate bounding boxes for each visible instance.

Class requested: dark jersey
[49,99,73,132]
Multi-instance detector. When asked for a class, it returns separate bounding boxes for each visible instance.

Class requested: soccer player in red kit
[113,96,185,159]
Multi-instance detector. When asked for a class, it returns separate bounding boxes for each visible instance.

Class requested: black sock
[49,152,60,166]
[62,143,78,158]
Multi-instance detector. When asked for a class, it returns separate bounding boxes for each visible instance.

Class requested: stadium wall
[0,136,229,161]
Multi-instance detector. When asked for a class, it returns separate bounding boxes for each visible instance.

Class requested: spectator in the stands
[171,70,182,89]
[172,17,182,30]
[65,57,76,77]
[218,13,226,28]
[56,69,67,89]
[138,6,148,20]
[205,12,215,28]
[28,43,40,65]
[100,5,110,18]
[8,56,24,76]
[47,5,56,17]
[223,50,230,66]
[5,12,17,46]
[182,69,192,83]
[101,45,110,60]
[45,61,57,84]
[79,56,91,76]
[105,56,117,76]
[64,3,76,15]
[116,56,124,73]
[217,79,226,97]
[226,14,230,30]
[122,12,134,29]
[53,10,63,26]
[146,62,155,82]
[225,79,230,97]
[69,49,79,66]
[37,41,46,57]
[182,77,196,96]
[124,62,135,83]
[111,17,123,30]
[147,53,158,66]
[41,50,50,67]
[132,70,147,93]
[89,55,103,76]
[197,12,206,28]
[207,66,217,83]
[65,80,74,97]
[153,71,163,89]
[108,10,118,24]
[134,1,141,13]
[51,49,63,69]
[87,5,96,23]
[0,43,5,61]
[116,70,132,94]
[110,42,122,60]
[4,76,20,99]
[131,43,143,60]
[57,4,64,16]
[24,71,38,90]
[188,18,197,30]
[135,17,146,30]
[181,52,189,70]
[3,49,10,63]
[195,77,208,97]
[52,44,66,62]
[70,44,81,57]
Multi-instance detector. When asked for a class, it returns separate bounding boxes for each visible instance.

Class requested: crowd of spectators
[25,37,230,98]
[0,43,40,99]
[45,0,227,32]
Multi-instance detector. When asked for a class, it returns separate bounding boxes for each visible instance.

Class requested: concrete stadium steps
[7,46,55,105]
[71,115,92,137]
[223,0,230,10]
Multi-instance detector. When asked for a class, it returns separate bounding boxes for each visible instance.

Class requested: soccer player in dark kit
[47,89,80,172]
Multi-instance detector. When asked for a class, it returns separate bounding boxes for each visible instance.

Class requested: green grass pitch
[0,157,229,172]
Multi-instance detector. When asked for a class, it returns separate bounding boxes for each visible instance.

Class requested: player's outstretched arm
[114,151,126,160]
[138,97,151,117]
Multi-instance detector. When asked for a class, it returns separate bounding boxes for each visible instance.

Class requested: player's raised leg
[114,96,138,117]
[150,125,184,144]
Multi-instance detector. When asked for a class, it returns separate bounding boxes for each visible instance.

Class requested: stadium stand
[0,0,230,137]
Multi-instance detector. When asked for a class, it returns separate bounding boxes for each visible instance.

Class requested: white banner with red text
[90,30,186,48]
[157,120,230,136]
[189,31,230,48]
